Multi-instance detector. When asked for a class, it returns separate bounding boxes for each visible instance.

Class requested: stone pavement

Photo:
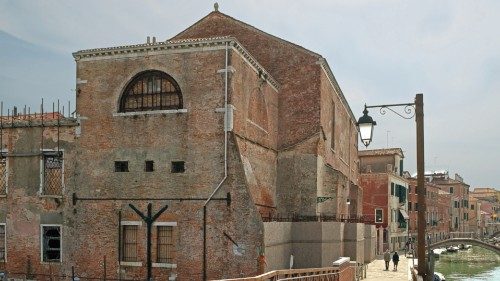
[363,252,414,281]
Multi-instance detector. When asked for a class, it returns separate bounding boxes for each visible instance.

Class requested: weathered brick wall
[230,51,278,215]
[360,173,389,226]
[0,120,77,276]
[172,11,323,150]
[65,47,267,280]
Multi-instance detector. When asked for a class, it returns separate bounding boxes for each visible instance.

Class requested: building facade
[0,8,368,280]
[427,171,470,233]
[407,179,451,244]
[359,148,409,253]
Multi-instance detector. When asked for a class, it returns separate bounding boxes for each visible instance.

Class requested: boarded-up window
[0,224,5,261]
[0,153,6,195]
[122,225,138,262]
[41,225,61,262]
[157,225,174,263]
[42,152,63,195]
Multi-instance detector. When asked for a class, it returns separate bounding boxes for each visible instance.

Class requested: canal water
[433,246,500,280]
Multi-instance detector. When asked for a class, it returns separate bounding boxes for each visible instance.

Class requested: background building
[426,171,470,233]
[359,148,409,253]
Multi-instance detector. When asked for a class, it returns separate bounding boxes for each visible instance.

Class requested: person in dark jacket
[392,251,400,271]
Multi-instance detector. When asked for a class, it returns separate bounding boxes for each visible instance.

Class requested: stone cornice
[72,36,280,91]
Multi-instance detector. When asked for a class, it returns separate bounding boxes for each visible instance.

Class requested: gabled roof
[172,11,322,60]
[171,9,357,148]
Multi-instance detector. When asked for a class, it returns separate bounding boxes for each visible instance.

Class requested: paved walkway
[363,253,414,281]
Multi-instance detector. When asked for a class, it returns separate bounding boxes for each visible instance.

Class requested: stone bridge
[429,238,500,255]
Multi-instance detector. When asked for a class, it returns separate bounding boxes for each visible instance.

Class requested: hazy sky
[0,0,498,188]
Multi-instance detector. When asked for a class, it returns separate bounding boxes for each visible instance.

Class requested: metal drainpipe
[203,41,229,281]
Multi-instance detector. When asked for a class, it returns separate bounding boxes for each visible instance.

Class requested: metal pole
[203,205,207,281]
[415,93,427,280]
[147,204,152,281]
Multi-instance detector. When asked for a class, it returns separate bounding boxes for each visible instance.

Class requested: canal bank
[433,246,500,280]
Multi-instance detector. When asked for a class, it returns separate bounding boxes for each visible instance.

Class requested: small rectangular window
[157,225,174,263]
[121,225,138,262]
[41,152,63,196]
[145,161,154,172]
[450,186,454,193]
[471,204,474,210]
[171,161,185,173]
[0,224,5,261]
[41,225,61,262]
[375,209,383,223]
[115,161,129,172]
[391,183,395,196]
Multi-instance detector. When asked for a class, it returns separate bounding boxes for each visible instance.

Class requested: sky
[0,0,498,188]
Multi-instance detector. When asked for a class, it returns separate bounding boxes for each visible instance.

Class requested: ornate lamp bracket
[365,102,416,120]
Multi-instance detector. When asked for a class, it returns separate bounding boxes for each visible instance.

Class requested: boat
[446,246,459,252]
[433,248,447,256]
[464,244,472,249]
[433,272,446,281]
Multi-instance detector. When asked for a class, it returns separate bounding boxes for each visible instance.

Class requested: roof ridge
[171,11,322,58]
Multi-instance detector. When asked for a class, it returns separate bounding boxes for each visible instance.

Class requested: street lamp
[357,94,428,280]
[357,107,377,147]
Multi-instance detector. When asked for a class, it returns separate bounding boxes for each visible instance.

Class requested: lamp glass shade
[359,122,374,146]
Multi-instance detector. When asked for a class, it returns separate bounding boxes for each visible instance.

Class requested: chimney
[13,106,17,116]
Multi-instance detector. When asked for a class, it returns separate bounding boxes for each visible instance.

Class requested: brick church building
[0,7,367,281]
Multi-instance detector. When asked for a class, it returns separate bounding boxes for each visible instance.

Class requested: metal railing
[261,213,367,224]
[449,232,476,239]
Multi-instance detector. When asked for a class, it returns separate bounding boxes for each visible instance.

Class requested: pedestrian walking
[392,251,399,271]
[383,249,391,271]
[405,240,410,256]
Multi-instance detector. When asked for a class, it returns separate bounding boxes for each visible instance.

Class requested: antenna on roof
[214,2,219,12]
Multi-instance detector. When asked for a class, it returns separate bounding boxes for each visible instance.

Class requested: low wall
[363,224,376,263]
[213,257,355,281]
[343,223,365,264]
[264,221,355,270]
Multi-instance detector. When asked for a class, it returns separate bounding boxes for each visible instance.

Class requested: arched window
[119,70,183,112]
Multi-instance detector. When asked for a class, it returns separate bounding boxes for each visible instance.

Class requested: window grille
[122,225,138,262]
[42,152,63,196]
[0,153,6,195]
[42,225,61,262]
[157,226,174,263]
[0,224,5,261]
[119,71,182,112]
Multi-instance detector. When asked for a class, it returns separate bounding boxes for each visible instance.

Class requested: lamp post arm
[365,102,416,120]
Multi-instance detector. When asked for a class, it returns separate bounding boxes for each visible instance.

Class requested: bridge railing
[450,232,476,239]
[213,257,354,281]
